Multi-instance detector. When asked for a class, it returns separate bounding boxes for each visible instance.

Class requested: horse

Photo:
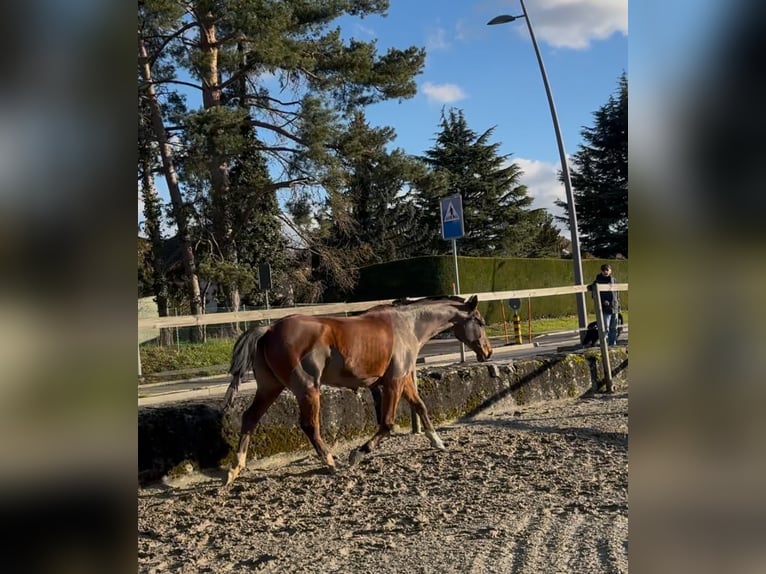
[223,295,474,424]
[222,295,493,486]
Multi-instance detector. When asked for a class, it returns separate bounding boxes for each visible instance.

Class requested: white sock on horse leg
[425,430,446,450]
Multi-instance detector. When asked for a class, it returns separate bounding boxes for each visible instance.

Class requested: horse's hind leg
[295,386,336,472]
[224,371,284,487]
[401,375,445,450]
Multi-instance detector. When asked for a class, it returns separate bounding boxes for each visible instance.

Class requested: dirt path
[138,391,628,573]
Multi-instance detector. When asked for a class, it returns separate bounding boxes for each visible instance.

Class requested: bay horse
[222,295,492,486]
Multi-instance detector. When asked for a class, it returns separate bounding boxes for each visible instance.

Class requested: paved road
[138,330,627,406]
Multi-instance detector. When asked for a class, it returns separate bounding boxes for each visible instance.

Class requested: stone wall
[138,349,628,484]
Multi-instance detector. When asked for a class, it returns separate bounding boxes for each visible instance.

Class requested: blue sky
[340,0,628,228]
[141,0,627,235]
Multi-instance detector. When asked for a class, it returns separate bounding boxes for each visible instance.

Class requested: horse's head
[452,295,493,362]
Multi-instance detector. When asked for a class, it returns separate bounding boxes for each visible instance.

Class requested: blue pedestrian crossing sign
[440,195,464,240]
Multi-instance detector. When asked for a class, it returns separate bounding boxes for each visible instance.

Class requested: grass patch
[140,338,235,380]
[486,312,629,338]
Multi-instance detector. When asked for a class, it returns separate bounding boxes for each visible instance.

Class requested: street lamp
[488,1,588,332]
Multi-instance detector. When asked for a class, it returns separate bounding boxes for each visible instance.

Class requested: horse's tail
[223,325,269,410]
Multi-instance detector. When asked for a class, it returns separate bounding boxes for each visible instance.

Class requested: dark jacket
[592,273,619,314]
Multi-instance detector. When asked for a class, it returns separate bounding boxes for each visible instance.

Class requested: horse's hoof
[223,468,239,487]
[426,431,446,451]
[326,465,338,475]
[348,449,365,466]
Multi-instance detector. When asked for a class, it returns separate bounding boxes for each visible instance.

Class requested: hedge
[348,256,628,325]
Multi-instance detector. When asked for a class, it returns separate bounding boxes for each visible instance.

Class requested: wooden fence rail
[138,283,628,382]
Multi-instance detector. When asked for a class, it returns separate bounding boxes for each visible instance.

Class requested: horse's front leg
[349,377,403,466]
[401,374,445,450]
[371,376,422,433]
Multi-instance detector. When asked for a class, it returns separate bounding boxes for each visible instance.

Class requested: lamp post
[488,1,588,332]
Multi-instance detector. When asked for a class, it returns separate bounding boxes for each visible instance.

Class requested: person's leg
[606,312,618,345]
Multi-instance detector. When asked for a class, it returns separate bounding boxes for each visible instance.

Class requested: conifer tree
[323,112,427,264]
[416,108,556,257]
[139,1,203,337]
[138,0,425,306]
[556,73,628,257]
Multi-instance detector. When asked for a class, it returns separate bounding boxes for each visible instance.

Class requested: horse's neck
[412,306,461,344]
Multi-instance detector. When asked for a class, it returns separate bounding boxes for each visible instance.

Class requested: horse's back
[262,312,396,387]
[324,313,395,366]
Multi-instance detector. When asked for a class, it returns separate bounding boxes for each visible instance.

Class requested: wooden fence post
[591,285,613,391]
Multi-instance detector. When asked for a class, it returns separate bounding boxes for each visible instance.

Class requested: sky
[141,0,628,236]
[334,0,628,230]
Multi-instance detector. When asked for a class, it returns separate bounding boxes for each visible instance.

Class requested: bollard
[512,311,522,344]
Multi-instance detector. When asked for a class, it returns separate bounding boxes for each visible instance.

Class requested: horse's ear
[467,295,478,310]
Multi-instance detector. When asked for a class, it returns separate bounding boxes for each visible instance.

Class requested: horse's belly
[329,376,377,390]
[322,362,378,390]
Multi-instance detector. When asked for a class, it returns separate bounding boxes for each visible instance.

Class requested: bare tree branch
[249,119,308,146]
[148,79,202,92]
[267,178,313,192]
[139,21,198,68]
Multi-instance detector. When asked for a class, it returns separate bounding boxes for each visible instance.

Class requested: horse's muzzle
[475,344,493,362]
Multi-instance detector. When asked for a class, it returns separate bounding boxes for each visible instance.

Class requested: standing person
[591,264,620,345]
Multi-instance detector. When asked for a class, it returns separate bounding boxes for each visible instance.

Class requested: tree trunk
[138,157,176,347]
[199,14,241,323]
[138,35,203,341]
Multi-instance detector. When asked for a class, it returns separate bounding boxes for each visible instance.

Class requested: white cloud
[454,19,469,42]
[515,157,567,227]
[518,0,628,50]
[352,23,375,38]
[421,81,467,103]
[426,27,450,51]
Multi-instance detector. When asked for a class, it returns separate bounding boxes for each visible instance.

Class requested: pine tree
[323,112,427,264]
[139,1,203,338]
[138,0,425,305]
[416,108,554,257]
[556,73,628,258]
[526,211,568,258]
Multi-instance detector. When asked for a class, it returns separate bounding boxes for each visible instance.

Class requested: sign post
[440,195,465,362]
[258,263,272,324]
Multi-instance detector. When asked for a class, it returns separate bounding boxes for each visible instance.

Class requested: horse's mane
[391,295,466,306]
[362,295,467,315]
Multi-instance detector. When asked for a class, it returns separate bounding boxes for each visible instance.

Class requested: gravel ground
[138,390,628,573]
